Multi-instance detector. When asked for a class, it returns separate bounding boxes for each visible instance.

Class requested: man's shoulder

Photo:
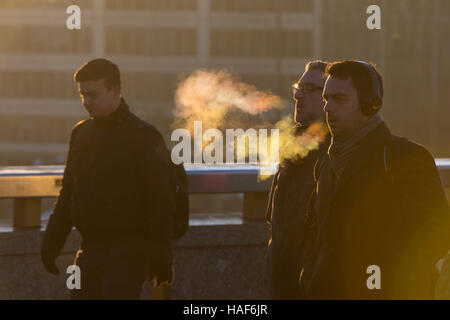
[135,118,163,139]
[72,118,91,130]
[134,117,154,131]
[390,135,433,159]
[388,134,436,170]
[70,118,93,140]
[125,115,166,148]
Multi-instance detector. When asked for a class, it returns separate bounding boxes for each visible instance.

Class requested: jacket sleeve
[137,126,175,247]
[41,127,77,258]
[265,168,280,224]
[390,142,450,272]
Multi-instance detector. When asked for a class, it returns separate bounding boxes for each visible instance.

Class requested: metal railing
[0,164,274,227]
[0,160,449,228]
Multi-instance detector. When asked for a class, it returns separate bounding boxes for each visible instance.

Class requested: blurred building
[0,0,318,165]
[320,0,450,158]
[0,0,448,166]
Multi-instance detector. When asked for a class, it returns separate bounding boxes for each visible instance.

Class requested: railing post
[242,192,269,221]
[13,197,41,228]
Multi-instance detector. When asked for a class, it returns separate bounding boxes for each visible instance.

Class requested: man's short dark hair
[325,60,383,108]
[74,58,121,89]
[305,60,329,75]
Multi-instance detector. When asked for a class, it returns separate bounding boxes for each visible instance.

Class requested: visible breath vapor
[171,69,328,176]
[173,69,283,133]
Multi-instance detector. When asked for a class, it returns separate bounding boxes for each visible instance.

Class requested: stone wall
[0,221,270,300]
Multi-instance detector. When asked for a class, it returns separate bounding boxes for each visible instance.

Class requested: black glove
[41,252,59,275]
[148,264,174,287]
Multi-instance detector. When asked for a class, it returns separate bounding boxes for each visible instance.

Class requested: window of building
[0,26,92,54]
[0,0,92,9]
[0,71,77,99]
[210,29,313,57]
[105,27,197,56]
[121,72,179,101]
[211,0,314,12]
[106,0,196,11]
[0,115,80,144]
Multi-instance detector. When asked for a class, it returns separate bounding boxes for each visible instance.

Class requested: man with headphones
[299,60,450,299]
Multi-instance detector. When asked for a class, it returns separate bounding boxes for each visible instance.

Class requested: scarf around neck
[328,114,382,178]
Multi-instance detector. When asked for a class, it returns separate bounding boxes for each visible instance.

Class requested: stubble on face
[294,69,326,127]
[322,76,367,141]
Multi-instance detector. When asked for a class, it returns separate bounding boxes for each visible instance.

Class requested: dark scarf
[328,114,382,179]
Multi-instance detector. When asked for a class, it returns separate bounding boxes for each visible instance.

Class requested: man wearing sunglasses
[266,60,330,299]
[292,75,327,127]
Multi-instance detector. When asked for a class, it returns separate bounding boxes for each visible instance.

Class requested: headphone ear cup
[361,98,381,116]
[372,101,382,114]
[357,61,382,116]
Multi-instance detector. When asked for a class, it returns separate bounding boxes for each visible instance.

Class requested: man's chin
[87,110,97,118]
[328,125,339,138]
[297,117,312,127]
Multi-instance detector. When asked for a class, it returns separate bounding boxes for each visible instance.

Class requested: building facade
[0,0,448,165]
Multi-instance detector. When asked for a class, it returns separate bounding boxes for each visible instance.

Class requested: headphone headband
[356,61,382,115]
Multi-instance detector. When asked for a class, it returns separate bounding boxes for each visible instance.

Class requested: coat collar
[92,98,130,129]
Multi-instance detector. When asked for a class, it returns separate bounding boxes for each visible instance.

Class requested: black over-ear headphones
[357,61,382,116]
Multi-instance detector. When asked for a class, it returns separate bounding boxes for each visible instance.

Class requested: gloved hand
[148,264,174,287]
[41,252,59,275]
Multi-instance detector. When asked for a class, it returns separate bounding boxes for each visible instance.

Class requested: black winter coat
[42,99,174,261]
[266,131,330,299]
[300,122,450,299]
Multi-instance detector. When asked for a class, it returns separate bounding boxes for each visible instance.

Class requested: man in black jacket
[300,60,450,299]
[266,60,330,299]
[41,58,175,299]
